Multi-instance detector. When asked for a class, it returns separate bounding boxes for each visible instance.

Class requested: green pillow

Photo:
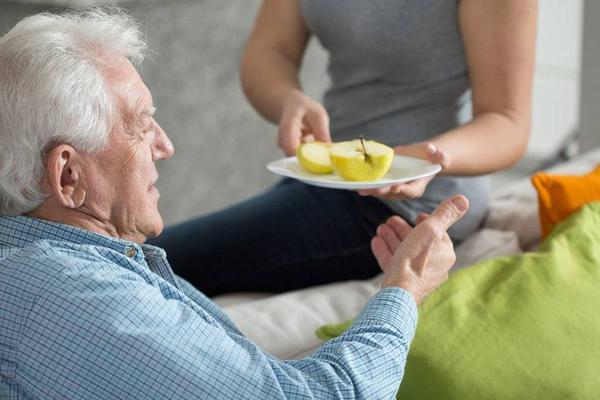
[316,202,600,399]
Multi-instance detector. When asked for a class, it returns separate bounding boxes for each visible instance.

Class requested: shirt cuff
[353,287,418,343]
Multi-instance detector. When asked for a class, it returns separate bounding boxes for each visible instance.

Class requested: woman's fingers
[424,142,451,170]
[357,173,435,200]
[300,132,315,142]
[390,175,434,198]
[278,93,330,155]
[395,141,452,170]
[278,114,303,156]
[304,106,331,143]
[358,186,392,197]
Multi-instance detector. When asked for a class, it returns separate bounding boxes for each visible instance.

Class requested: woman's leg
[148,179,394,296]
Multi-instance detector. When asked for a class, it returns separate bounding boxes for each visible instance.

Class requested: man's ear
[44,145,86,209]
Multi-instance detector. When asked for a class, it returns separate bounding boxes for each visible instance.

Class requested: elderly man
[0,9,468,400]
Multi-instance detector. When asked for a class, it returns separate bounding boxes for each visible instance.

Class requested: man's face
[80,56,174,242]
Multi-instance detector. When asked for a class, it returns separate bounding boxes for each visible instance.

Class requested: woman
[150,0,537,296]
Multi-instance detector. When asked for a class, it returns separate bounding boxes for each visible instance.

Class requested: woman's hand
[278,91,331,156]
[357,141,451,200]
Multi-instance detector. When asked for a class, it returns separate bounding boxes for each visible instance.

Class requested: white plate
[267,155,442,190]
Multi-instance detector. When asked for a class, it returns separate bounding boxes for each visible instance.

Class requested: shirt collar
[0,215,164,258]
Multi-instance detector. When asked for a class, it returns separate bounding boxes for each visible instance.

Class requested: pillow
[532,164,600,238]
[452,228,521,271]
[317,202,600,399]
[483,179,541,250]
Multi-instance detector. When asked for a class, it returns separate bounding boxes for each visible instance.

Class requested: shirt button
[125,247,137,258]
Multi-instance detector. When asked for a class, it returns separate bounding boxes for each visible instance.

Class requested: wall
[527,0,583,160]
[0,0,587,225]
[579,0,600,152]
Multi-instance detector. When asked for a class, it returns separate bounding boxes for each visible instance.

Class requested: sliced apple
[296,141,333,174]
[329,139,394,181]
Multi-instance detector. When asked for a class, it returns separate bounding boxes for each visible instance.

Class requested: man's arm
[19,267,415,399]
[18,196,466,399]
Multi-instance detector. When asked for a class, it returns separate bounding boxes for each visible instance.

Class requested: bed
[213,147,600,362]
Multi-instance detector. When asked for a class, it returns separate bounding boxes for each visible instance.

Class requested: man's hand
[371,195,469,304]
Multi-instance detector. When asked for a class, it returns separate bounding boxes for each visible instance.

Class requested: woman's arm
[241,0,331,155]
[360,0,537,198]
[240,0,310,124]
[431,0,538,175]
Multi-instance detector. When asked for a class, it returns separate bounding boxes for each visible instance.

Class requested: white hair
[0,7,147,215]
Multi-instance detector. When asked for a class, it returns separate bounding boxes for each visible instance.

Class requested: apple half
[329,139,394,181]
[296,141,334,174]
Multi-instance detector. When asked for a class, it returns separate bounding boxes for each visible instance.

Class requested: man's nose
[153,123,175,161]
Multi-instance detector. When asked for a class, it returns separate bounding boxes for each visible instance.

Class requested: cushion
[483,179,541,250]
[317,202,600,399]
[452,228,521,272]
[485,148,600,250]
[532,165,600,238]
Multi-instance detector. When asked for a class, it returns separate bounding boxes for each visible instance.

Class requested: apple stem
[359,135,373,164]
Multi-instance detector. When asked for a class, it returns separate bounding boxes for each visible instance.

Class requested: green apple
[329,138,394,181]
[296,141,333,174]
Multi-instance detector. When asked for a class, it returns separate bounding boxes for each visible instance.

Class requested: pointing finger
[427,195,469,232]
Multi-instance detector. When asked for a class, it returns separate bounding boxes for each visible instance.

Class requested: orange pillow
[531,164,600,238]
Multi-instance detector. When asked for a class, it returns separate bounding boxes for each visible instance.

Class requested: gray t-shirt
[301,0,489,240]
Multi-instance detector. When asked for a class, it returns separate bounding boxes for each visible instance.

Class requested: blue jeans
[149,179,397,297]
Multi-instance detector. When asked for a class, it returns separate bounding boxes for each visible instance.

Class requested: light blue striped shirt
[0,215,417,399]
